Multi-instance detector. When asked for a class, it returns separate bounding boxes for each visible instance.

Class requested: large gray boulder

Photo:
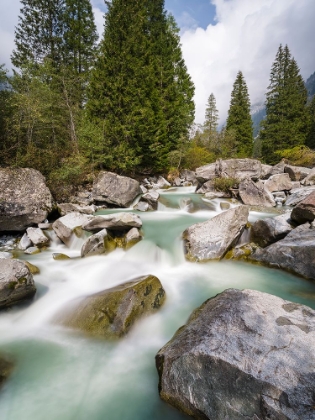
[26,227,50,247]
[183,206,249,261]
[217,158,262,181]
[285,165,310,181]
[156,288,315,420]
[0,259,36,309]
[291,191,315,224]
[57,203,96,216]
[250,213,296,247]
[92,172,141,208]
[82,213,142,232]
[301,167,315,186]
[285,185,315,206]
[58,275,166,339]
[52,212,94,246]
[264,173,293,192]
[0,168,54,232]
[251,223,315,280]
[239,179,275,207]
[81,229,115,258]
[195,163,217,183]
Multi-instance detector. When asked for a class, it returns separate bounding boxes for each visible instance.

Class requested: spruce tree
[87,0,195,172]
[226,71,253,157]
[204,93,219,133]
[261,45,308,163]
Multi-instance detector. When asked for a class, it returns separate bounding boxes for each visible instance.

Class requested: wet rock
[152,176,171,190]
[0,252,12,259]
[26,227,50,247]
[183,206,249,261]
[24,247,40,255]
[264,173,293,192]
[59,275,166,339]
[217,158,262,181]
[57,203,96,216]
[141,190,160,210]
[52,253,71,261]
[0,168,54,232]
[156,288,315,420]
[291,191,315,224]
[251,223,315,280]
[81,229,115,257]
[125,228,142,249]
[204,191,230,199]
[140,185,148,194]
[134,201,150,212]
[24,261,40,274]
[251,213,296,247]
[82,213,142,232]
[0,259,36,309]
[92,171,141,208]
[195,163,217,183]
[0,355,14,388]
[285,185,315,206]
[239,179,275,207]
[285,165,310,181]
[196,180,216,194]
[18,233,32,251]
[52,212,94,246]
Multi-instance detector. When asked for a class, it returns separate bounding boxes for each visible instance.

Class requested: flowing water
[1,187,315,420]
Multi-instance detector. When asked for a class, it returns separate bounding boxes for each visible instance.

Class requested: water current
[1,187,315,420]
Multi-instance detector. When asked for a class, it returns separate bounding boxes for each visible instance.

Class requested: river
[0,187,315,420]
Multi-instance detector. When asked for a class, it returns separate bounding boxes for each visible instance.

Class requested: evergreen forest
[0,0,315,199]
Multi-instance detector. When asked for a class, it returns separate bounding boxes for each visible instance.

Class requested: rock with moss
[0,259,36,309]
[92,172,141,208]
[24,246,40,255]
[59,275,166,339]
[0,168,54,232]
[82,213,142,232]
[52,212,94,246]
[156,289,315,420]
[81,229,116,257]
[125,228,142,249]
[0,354,14,389]
[183,206,249,261]
[52,253,71,261]
[24,261,40,274]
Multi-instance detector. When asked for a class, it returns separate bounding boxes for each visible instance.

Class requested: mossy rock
[24,261,40,274]
[0,355,14,388]
[53,253,71,261]
[59,274,166,339]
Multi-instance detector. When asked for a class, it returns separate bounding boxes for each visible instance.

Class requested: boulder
[251,223,315,280]
[57,203,96,216]
[81,229,115,258]
[0,168,54,232]
[0,355,14,388]
[52,212,94,246]
[26,227,50,247]
[82,213,142,232]
[180,169,197,185]
[217,158,262,181]
[285,185,315,206]
[291,191,315,224]
[156,288,315,420]
[195,180,216,194]
[285,165,310,181]
[0,259,36,309]
[195,163,217,183]
[270,161,285,176]
[141,190,160,210]
[125,227,142,249]
[59,275,166,339]
[24,246,40,255]
[183,206,249,261]
[239,179,275,207]
[250,213,296,247]
[152,176,171,190]
[18,233,32,251]
[52,253,71,261]
[92,171,141,207]
[301,167,315,186]
[260,164,273,179]
[0,252,12,259]
[264,173,293,192]
[134,201,150,212]
[204,191,230,199]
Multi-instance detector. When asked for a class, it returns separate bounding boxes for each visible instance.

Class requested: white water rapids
[0,187,315,420]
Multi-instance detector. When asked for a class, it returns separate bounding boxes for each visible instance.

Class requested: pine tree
[306,95,315,149]
[226,71,253,157]
[87,0,195,172]
[204,93,219,133]
[261,45,309,163]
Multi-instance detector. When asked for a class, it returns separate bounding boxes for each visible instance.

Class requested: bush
[214,177,239,193]
[274,146,315,167]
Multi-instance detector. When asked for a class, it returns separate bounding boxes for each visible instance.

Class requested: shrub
[214,177,239,193]
[274,146,315,167]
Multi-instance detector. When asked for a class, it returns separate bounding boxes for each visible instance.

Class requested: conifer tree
[226,71,253,157]
[87,0,195,172]
[204,93,219,133]
[261,45,308,163]
[306,95,315,149]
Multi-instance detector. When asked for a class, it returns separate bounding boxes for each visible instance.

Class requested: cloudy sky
[1,0,314,124]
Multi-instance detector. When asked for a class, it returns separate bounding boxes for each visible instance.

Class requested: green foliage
[226,71,253,157]
[181,141,215,170]
[305,95,315,149]
[87,0,195,173]
[261,45,309,164]
[274,145,315,167]
[214,177,239,193]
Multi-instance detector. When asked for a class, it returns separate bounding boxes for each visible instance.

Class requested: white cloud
[180,0,315,125]
[0,0,20,70]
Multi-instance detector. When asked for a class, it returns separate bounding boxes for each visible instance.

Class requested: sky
[0,0,315,125]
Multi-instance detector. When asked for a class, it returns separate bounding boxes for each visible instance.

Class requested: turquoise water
[0,188,314,420]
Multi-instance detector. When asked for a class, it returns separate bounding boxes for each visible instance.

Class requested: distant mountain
[251,70,315,137]
[306,71,315,99]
